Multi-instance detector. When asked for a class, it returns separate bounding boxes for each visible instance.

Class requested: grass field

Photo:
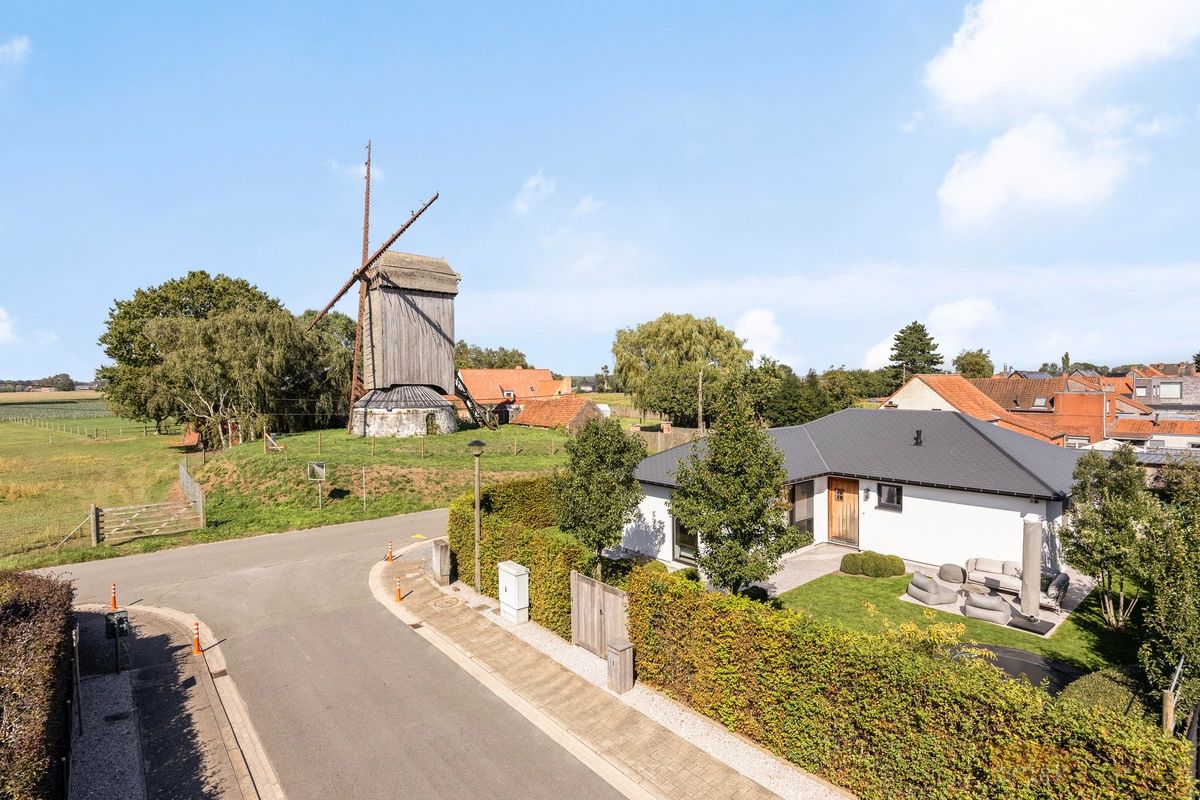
[0,416,188,566]
[0,390,104,403]
[778,573,1137,672]
[196,424,569,535]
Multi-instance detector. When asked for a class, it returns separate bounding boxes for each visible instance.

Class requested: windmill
[306,143,495,436]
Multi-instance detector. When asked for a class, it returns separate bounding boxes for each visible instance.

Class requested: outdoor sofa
[963,591,1012,625]
[965,557,1022,594]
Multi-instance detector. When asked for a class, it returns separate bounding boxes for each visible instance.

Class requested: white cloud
[0,307,17,344]
[512,170,555,215]
[926,0,1200,119]
[735,308,791,363]
[927,296,1003,357]
[0,36,31,65]
[937,115,1130,229]
[571,195,605,216]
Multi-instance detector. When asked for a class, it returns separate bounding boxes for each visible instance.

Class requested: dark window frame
[876,482,903,511]
[790,480,815,536]
[672,518,698,565]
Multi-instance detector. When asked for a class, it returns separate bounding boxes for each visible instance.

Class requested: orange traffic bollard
[395,576,402,604]
[192,622,202,655]
[386,541,394,563]
[110,582,118,610]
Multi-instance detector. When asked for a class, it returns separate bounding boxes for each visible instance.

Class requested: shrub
[840,552,864,574]
[447,475,593,638]
[625,567,1191,800]
[860,551,906,578]
[1058,666,1156,724]
[678,566,700,581]
[642,561,669,575]
[0,571,74,800]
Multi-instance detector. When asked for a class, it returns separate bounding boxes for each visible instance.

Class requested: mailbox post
[105,610,130,674]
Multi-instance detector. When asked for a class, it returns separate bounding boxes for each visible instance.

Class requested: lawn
[778,573,1139,672]
[194,424,569,536]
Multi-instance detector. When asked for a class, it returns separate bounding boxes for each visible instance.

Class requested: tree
[1038,361,1064,376]
[887,321,943,389]
[612,313,750,412]
[453,340,531,369]
[1061,445,1161,629]
[952,349,994,379]
[1193,351,1200,371]
[669,393,794,594]
[1061,351,1071,374]
[555,418,648,579]
[820,369,861,412]
[599,364,610,392]
[147,308,339,449]
[98,271,282,430]
[1139,458,1200,704]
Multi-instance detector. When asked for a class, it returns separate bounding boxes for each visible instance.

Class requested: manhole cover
[433,597,460,610]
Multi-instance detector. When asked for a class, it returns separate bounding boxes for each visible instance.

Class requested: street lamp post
[468,439,487,593]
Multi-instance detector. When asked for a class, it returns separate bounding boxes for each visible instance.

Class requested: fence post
[89,505,100,547]
[1163,689,1176,734]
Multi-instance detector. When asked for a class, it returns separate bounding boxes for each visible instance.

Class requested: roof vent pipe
[914,429,923,446]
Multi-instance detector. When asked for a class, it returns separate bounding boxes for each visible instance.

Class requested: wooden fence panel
[570,570,628,657]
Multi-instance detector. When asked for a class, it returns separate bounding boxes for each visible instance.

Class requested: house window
[790,480,814,535]
[502,390,516,399]
[1160,382,1183,400]
[1065,436,1089,449]
[1032,397,1048,408]
[672,519,698,565]
[877,483,903,511]
[1135,386,1148,397]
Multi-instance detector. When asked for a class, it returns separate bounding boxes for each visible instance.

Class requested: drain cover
[433,597,460,610]
[104,712,131,723]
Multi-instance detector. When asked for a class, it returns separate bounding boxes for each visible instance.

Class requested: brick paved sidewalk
[382,560,779,800]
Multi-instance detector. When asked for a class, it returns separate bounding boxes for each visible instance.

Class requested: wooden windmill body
[307,143,493,436]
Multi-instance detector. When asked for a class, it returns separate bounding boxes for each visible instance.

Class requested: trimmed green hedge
[840,550,905,577]
[1059,666,1156,724]
[447,475,592,637]
[0,571,74,800]
[626,567,1191,800]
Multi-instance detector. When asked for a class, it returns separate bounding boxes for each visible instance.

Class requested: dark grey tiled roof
[354,385,453,409]
[633,408,1082,499]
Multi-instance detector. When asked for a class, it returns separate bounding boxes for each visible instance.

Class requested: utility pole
[697,367,704,434]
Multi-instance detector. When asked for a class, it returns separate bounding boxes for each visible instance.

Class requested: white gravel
[70,672,146,800]
[444,580,850,800]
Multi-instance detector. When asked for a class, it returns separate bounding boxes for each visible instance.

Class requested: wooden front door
[827,477,860,546]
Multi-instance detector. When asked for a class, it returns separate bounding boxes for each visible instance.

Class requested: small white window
[877,483,903,511]
[1135,386,1148,397]
[502,390,515,399]
[1065,436,1089,449]
[1160,382,1183,400]
[1032,397,1048,408]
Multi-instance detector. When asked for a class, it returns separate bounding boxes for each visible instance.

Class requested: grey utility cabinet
[498,560,530,623]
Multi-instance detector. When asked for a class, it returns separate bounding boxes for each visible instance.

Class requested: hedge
[0,571,75,800]
[840,550,905,578]
[447,475,593,638]
[626,567,1192,800]
[1059,666,1156,725]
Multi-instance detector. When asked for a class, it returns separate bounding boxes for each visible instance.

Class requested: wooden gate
[570,570,628,657]
[96,501,203,544]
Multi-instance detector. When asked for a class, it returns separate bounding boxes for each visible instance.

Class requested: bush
[642,561,669,575]
[0,571,74,800]
[625,567,1191,800]
[1058,666,1156,724]
[678,566,700,582]
[447,475,592,638]
[843,551,904,577]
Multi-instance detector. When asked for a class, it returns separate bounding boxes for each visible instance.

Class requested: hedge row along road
[44,510,621,800]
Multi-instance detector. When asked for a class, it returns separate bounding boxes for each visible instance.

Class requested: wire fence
[0,508,93,558]
[3,417,181,438]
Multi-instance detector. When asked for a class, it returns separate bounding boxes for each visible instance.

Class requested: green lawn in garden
[778,573,1139,672]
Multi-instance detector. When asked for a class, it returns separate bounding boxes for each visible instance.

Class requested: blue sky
[2,1,1199,380]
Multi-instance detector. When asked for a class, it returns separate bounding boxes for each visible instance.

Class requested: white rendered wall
[623,476,1063,572]
[622,484,674,564]
[886,380,948,410]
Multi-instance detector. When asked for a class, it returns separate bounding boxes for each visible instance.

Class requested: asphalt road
[50,510,622,800]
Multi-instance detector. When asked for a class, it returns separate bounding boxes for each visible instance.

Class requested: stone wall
[350,406,458,437]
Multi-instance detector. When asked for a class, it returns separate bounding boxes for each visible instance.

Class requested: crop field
[0,416,188,567]
[0,390,112,421]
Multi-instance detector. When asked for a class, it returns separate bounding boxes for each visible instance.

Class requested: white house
[621,408,1081,571]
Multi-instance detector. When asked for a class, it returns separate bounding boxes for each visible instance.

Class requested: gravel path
[70,672,147,800]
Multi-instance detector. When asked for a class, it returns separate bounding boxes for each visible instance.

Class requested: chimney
[914,429,923,446]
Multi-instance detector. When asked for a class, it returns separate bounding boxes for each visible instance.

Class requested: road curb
[367,556,656,800]
[77,602,286,800]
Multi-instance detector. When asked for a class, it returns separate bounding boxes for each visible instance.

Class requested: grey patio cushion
[938,563,966,584]
[963,590,1012,625]
[906,572,958,606]
[1001,561,1022,578]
